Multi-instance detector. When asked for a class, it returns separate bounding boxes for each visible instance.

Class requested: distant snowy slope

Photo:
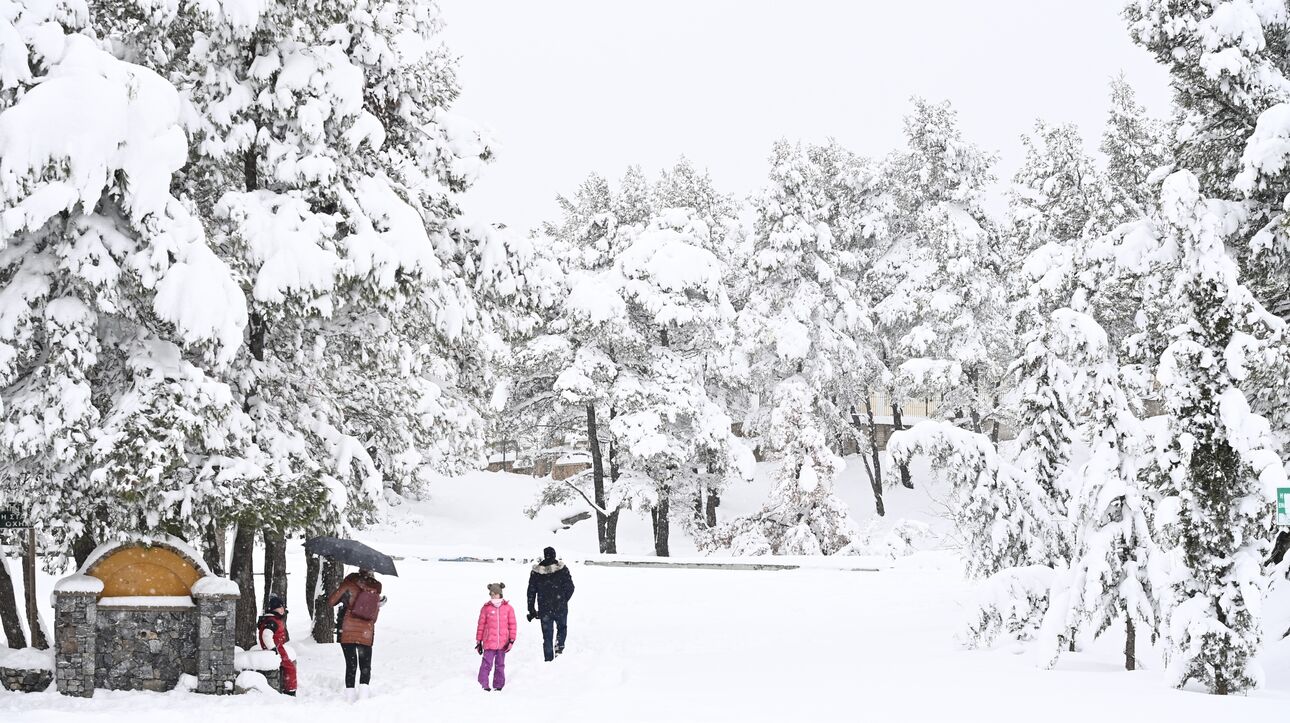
[361,455,954,562]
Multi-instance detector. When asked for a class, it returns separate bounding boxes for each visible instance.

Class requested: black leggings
[341,643,373,688]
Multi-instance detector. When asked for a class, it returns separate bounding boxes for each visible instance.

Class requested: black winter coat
[527,559,575,617]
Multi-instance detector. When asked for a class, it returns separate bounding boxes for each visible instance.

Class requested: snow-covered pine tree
[1010,121,1111,262]
[1037,309,1159,671]
[1008,311,1080,562]
[650,159,749,529]
[0,0,252,552]
[871,100,1008,437]
[1125,0,1290,320]
[610,210,748,555]
[1004,123,1112,553]
[1101,75,1170,220]
[516,174,629,553]
[1235,84,1290,440]
[97,0,529,642]
[804,141,898,506]
[1125,0,1287,198]
[715,140,880,554]
[517,168,747,556]
[1147,171,1286,694]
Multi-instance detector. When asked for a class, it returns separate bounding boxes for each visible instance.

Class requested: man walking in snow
[527,546,575,662]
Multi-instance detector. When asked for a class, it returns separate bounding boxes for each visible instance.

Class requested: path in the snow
[3,550,1288,722]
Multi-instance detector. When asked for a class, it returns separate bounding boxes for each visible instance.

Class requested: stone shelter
[51,537,239,697]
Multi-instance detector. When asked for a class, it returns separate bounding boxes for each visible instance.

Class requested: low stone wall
[53,587,238,696]
[0,667,53,693]
[94,606,198,692]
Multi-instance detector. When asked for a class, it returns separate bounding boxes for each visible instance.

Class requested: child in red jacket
[257,595,297,695]
[475,582,517,691]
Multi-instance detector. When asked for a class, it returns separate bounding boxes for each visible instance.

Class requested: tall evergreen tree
[0,0,252,551]
[1037,308,1159,672]
[871,100,1008,435]
[85,0,526,642]
[1147,171,1285,694]
[713,140,880,554]
[1125,0,1290,318]
[519,167,747,556]
[1101,75,1170,219]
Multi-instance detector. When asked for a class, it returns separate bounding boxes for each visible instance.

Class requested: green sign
[1280,488,1290,527]
[0,504,24,528]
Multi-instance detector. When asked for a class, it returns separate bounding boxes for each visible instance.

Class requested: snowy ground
[2,460,1289,722]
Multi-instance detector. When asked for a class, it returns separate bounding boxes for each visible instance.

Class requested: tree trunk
[0,555,26,649]
[304,553,320,619]
[1124,616,1136,671]
[229,525,257,649]
[603,409,621,555]
[587,404,610,553]
[865,397,886,517]
[71,532,96,570]
[263,530,287,609]
[705,490,719,528]
[892,403,912,489]
[652,485,670,557]
[22,529,46,649]
[605,509,621,555]
[312,559,344,643]
[202,525,226,577]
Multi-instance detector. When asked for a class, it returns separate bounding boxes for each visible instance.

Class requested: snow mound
[0,647,54,671]
[235,648,282,672]
[191,576,241,597]
[234,670,276,694]
[53,574,103,595]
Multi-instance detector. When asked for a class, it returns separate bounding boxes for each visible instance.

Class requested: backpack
[349,587,381,622]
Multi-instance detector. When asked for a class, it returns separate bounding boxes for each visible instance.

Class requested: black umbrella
[304,536,399,577]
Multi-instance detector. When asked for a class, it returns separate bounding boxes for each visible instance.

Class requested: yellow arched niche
[87,545,202,598]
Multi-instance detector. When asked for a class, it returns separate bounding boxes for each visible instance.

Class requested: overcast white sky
[439,0,1174,233]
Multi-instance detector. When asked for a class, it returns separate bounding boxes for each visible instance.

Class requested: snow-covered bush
[887,421,1064,577]
[962,565,1056,649]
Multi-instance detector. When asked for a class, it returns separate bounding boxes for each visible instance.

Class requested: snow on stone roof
[191,576,241,597]
[556,451,591,465]
[98,596,195,609]
[52,574,104,595]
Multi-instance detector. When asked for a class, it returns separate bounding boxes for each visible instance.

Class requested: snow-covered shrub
[887,421,1064,577]
[962,566,1056,649]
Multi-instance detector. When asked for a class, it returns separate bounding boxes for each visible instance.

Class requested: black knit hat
[543,546,556,561]
[266,595,286,612]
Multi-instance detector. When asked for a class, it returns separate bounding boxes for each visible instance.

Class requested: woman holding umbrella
[306,536,398,702]
[328,568,384,700]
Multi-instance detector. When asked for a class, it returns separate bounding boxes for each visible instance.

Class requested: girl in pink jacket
[475,582,517,691]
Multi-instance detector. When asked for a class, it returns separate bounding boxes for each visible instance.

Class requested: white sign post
[1279,487,1290,527]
